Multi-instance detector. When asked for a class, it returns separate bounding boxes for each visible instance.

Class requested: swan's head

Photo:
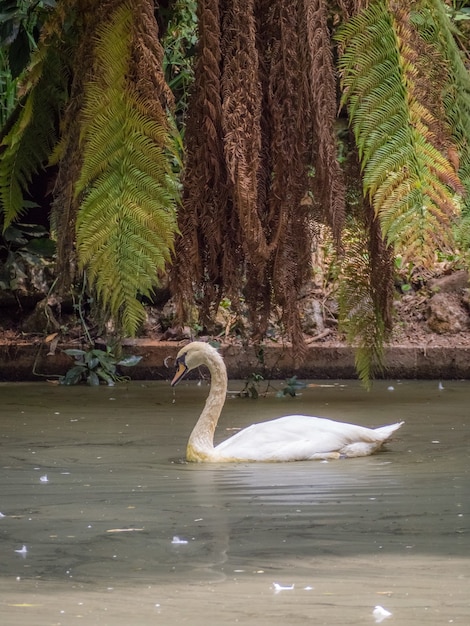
[170,341,222,386]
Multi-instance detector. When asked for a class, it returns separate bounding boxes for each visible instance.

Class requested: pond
[0,379,468,625]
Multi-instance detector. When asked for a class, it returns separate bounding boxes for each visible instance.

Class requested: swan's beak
[171,360,188,386]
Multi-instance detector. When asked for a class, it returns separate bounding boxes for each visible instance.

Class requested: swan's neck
[187,351,227,462]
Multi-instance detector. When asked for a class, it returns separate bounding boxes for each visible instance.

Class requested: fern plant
[0,48,17,128]
[411,0,470,211]
[337,219,388,387]
[75,4,179,336]
[0,42,67,228]
[337,1,464,266]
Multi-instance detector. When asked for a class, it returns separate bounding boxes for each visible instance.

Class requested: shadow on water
[0,380,468,625]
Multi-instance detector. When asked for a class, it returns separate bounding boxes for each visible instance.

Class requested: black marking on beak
[171,353,188,386]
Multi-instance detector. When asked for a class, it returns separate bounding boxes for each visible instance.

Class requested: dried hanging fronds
[266,0,313,356]
[303,0,345,245]
[171,0,235,324]
[172,0,346,355]
[130,0,174,114]
[221,0,265,267]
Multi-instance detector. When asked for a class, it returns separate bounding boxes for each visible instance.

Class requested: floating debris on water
[14,545,28,556]
[106,528,144,533]
[373,605,392,623]
[171,536,188,545]
[272,582,294,593]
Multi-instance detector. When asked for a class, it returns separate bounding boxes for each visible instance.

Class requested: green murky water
[0,379,468,625]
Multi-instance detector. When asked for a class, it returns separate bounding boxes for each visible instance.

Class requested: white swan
[171,342,404,462]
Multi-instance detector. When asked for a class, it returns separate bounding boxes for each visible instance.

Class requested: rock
[427,292,470,334]
[20,298,52,334]
[301,298,325,334]
[428,270,469,294]
[160,326,192,341]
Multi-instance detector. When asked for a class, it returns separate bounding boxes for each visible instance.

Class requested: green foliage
[337,221,387,388]
[337,1,464,266]
[0,42,68,228]
[238,373,306,399]
[276,376,306,398]
[60,346,142,387]
[0,0,56,77]
[160,1,197,180]
[75,4,180,337]
[240,372,264,399]
[0,48,17,128]
[161,0,197,121]
[61,346,142,386]
[394,255,414,293]
[453,214,470,266]
[412,0,470,212]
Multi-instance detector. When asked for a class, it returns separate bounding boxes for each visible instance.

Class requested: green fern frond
[337,0,463,265]
[337,219,387,388]
[454,213,470,257]
[75,3,179,336]
[411,0,470,213]
[0,43,67,228]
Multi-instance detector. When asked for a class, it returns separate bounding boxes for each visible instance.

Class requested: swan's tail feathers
[374,421,404,441]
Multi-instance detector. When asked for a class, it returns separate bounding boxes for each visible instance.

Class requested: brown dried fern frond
[171,0,231,324]
[130,0,174,115]
[265,0,313,358]
[303,0,345,246]
[221,0,266,269]
[171,0,346,358]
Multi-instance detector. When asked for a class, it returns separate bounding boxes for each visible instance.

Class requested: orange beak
[171,360,188,386]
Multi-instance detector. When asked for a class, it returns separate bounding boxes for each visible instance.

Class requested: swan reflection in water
[171,342,404,463]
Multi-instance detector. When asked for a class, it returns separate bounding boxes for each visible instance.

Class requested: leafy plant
[276,376,306,398]
[75,3,180,336]
[161,0,197,122]
[337,1,464,266]
[61,346,142,386]
[337,218,390,387]
[0,0,57,78]
[239,372,264,399]
[0,40,68,228]
[0,47,17,128]
[394,255,415,293]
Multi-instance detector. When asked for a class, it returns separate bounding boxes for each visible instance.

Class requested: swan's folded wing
[213,415,403,462]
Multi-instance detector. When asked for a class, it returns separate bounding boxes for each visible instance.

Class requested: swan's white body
[171,342,404,463]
